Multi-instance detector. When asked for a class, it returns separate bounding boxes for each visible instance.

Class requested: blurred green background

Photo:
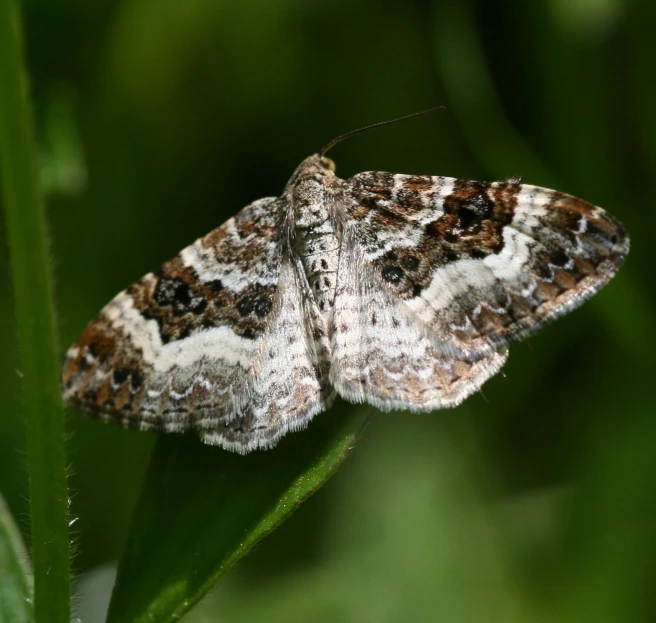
[1,0,655,621]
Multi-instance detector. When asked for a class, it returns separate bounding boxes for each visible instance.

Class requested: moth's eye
[321,157,336,172]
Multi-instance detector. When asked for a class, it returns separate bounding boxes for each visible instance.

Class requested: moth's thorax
[286,154,342,316]
[285,155,337,227]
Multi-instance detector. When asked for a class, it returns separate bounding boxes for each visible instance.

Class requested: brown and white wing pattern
[330,228,508,412]
[62,197,332,453]
[340,172,629,360]
[63,152,629,452]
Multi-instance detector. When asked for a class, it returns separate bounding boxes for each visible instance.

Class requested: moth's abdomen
[294,217,340,315]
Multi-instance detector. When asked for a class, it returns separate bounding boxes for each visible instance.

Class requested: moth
[62,116,629,453]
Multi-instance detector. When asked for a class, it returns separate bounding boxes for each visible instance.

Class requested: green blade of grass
[0,1,71,622]
[0,491,33,622]
[107,407,369,623]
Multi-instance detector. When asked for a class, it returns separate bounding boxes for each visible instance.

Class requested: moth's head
[289,153,336,179]
[320,155,336,173]
[284,154,338,204]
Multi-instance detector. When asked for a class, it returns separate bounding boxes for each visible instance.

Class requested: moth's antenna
[319,106,444,157]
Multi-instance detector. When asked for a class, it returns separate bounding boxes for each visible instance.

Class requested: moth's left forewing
[63,196,332,452]
[62,197,284,433]
[62,267,254,435]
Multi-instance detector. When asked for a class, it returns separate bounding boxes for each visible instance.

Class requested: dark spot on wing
[382,265,404,284]
[154,277,207,316]
[237,291,273,318]
[402,255,419,270]
[131,369,144,391]
[549,249,571,267]
[443,182,496,234]
[458,194,494,228]
[112,368,129,385]
[206,279,224,291]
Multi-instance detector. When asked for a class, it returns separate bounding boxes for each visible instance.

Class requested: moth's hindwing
[330,229,508,411]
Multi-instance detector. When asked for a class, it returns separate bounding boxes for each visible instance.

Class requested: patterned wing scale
[62,197,331,453]
[330,232,508,411]
[344,172,629,359]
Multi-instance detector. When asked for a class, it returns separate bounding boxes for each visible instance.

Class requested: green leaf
[106,406,369,623]
[0,491,33,623]
[0,1,71,622]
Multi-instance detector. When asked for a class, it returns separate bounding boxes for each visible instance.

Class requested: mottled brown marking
[552,268,580,290]
[130,256,277,343]
[79,323,118,359]
[401,176,434,191]
[507,293,536,319]
[476,305,505,331]
[572,255,596,276]
[367,181,520,301]
[534,279,565,302]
